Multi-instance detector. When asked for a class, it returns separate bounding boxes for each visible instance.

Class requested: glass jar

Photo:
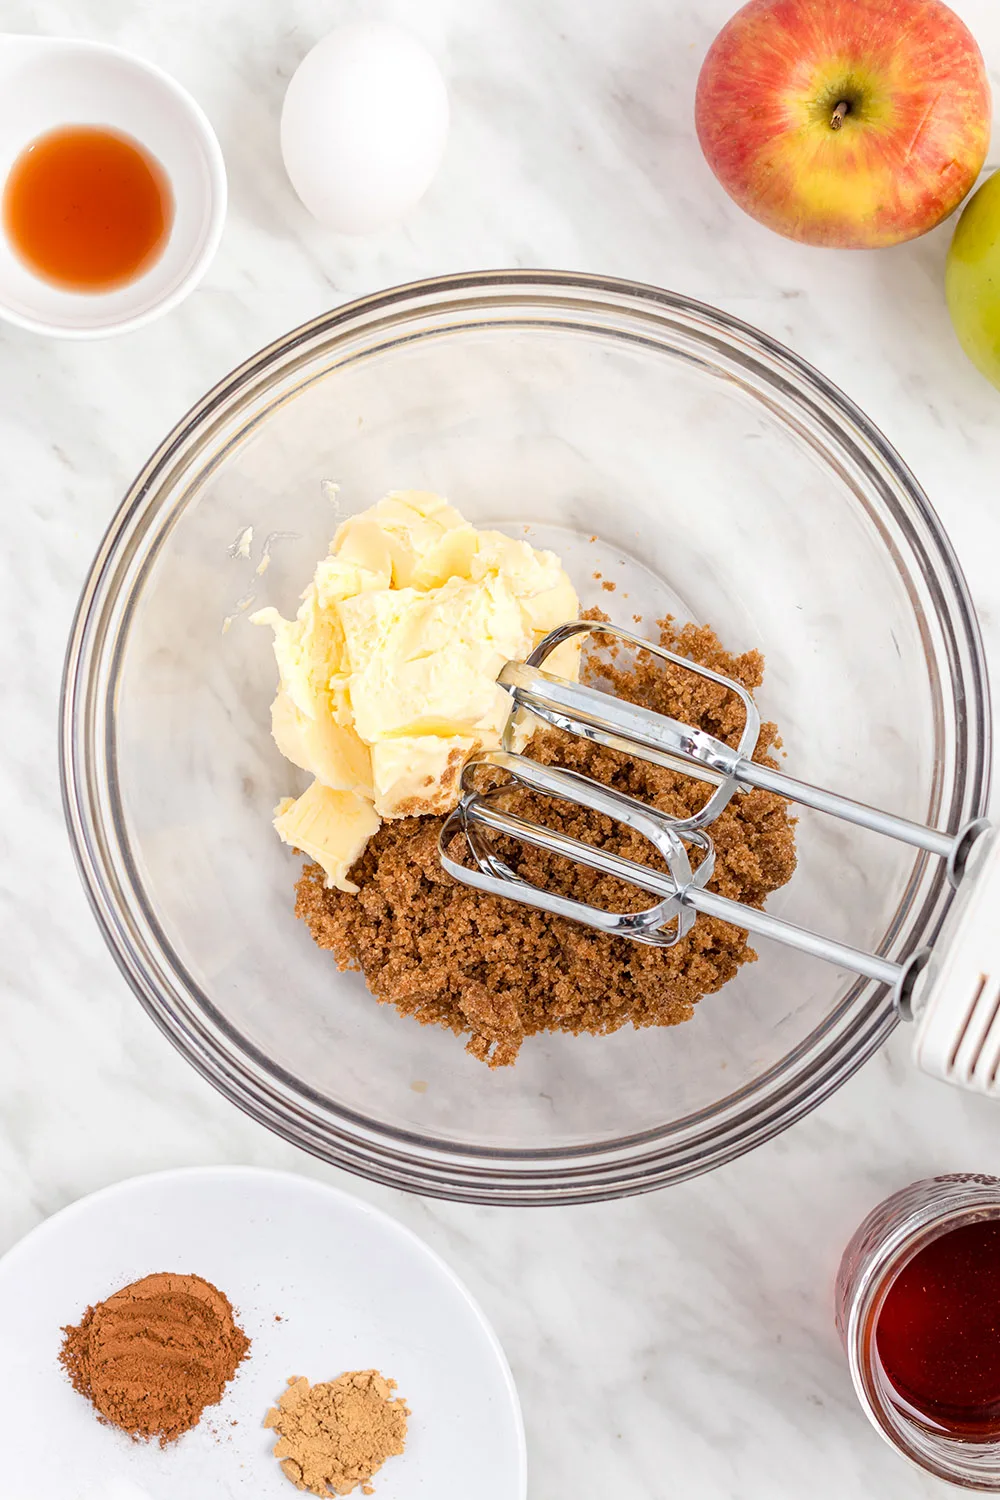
[837,1175,1000,1488]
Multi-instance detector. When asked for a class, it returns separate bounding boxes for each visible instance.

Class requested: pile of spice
[59,1274,411,1495]
[266,1370,409,1496]
[59,1271,250,1446]
[296,615,797,1065]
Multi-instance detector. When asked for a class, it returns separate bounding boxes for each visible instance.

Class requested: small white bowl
[0,35,226,338]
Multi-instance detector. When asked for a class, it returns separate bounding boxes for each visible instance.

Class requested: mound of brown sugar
[59,1272,251,1446]
[295,617,796,1066]
[265,1371,409,1496]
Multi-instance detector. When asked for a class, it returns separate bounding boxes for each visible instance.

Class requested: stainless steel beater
[439,621,1000,1098]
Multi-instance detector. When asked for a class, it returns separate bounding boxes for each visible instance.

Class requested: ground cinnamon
[296,616,797,1065]
[59,1271,251,1445]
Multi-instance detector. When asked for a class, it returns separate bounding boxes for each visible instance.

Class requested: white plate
[0,1167,526,1500]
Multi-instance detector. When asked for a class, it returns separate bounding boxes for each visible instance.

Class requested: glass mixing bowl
[62,272,991,1204]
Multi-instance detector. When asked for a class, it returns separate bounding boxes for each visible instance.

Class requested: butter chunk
[273,781,381,893]
[371,735,478,817]
[334,490,475,590]
[471,531,580,635]
[257,490,581,878]
[328,519,393,582]
[252,588,349,724]
[337,573,534,744]
[312,554,390,609]
[270,690,372,796]
[531,632,582,683]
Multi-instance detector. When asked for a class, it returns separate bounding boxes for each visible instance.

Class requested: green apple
[946,172,1000,391]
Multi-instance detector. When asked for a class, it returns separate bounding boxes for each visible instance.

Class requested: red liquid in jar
[875,1219,1000,1437]
[2,125,172,292]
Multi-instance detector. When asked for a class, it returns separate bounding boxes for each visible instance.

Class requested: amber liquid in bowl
[3,125,173,292]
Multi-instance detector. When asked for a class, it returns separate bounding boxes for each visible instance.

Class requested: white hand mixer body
[439,621,1000,1101]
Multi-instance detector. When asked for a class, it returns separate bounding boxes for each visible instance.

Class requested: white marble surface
[3,0,1000,1494]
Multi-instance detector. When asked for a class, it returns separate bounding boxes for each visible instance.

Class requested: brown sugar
[265,1371,409,1496]
[295,617,796,1066]
[59,1272,250,1446]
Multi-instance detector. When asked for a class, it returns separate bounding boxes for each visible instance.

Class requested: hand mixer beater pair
[439,621,1000,1099]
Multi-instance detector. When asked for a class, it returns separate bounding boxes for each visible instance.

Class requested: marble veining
[3,1,1000,1495]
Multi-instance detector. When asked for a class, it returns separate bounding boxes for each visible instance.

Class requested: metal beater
[439,621,1000,1097]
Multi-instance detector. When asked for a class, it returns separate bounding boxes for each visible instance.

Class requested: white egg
[280,21,449,236]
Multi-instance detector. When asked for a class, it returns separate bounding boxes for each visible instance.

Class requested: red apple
[695,0,991,249]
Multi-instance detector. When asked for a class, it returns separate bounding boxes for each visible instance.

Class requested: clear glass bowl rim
[60,269,993,1205]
